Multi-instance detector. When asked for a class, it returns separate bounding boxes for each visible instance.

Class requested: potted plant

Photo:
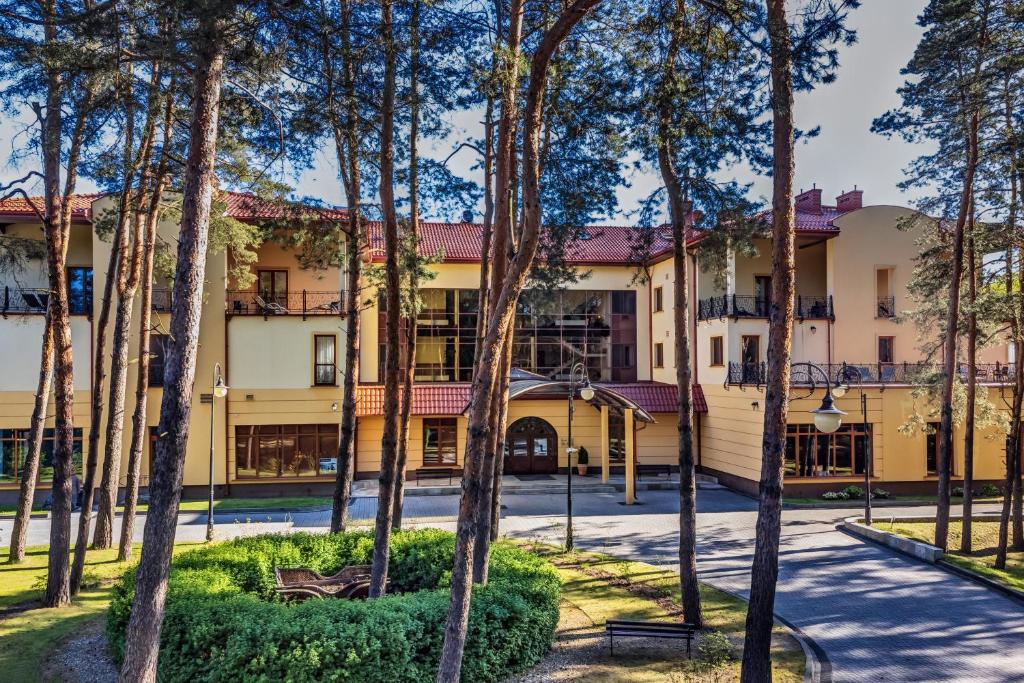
[576,446,589,476]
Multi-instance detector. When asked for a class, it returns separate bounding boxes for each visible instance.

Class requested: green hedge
[107,529,560,682]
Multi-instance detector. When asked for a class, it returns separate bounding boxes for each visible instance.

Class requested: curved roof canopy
[476,378,656,423]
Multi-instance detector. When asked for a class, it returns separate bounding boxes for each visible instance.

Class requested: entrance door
[258,270,289,308]
[741,335,761,383]
[504,417,558,474]
[754,275,772,316]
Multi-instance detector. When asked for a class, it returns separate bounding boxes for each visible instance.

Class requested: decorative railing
[727,361,1018,387]
[877,296,895,318]
[697,294,834,321]
[1,285,91,316]
[226,290,347,319]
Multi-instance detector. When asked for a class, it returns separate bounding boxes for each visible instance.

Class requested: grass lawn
[884,520,1024,593]
[0,544,198,683]
[0,496,331,518]
[525,544,805,682]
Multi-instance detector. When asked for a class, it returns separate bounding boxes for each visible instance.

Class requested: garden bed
[106,529,560,682]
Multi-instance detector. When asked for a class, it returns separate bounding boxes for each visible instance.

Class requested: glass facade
[0,428,84,483]
[381,288,638,382]
[235,424,340,478]
[784,423,871,477]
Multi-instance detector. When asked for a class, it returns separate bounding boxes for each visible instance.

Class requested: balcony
[226,290,347,319]
[877,296,895,318]
[697,294,834,322]
[727,361,1017,387]
[1,285,92,316]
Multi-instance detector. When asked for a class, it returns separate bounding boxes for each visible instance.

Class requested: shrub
[872,488,891,500]
[697,630,733,666]
[577,446,589,465]
[979,484,1001,498]
[952,486,964,497]
[843,485,865,500]
[107,530,559,683]
[821,491,849,501]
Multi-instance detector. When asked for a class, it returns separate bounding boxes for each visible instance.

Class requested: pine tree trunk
[120,79,173,562]
[961,227,977,554]
[740,1,794,678]
[116,30,225,683]
[436,3,600,678]
[997,358,1022,569]
[370,0,401,598]
[329,0,362,534]
[935,112,977,552]
[393,313,416,530]
[8,308,54,563]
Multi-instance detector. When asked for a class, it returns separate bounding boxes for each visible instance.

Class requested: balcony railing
[877,296,895,318]
[226,290,347,319]
[727,361,1018,387]
[1,285,92,316]
[697,294,834,321]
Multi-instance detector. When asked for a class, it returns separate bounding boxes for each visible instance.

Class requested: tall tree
[369,0,402,598]
[117,6,231,678]
[436,1,603,678]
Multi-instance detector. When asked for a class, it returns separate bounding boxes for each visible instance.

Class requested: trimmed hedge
[107,529,560,682]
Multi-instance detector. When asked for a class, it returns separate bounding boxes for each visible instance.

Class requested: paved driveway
[4,489,1023,682]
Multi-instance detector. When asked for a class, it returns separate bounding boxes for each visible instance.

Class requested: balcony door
[258,270,288,308]
[754,275,771,316]
[741,335,761,383]
[504,417,558,475]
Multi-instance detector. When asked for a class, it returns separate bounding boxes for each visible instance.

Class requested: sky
[0,0,930,221]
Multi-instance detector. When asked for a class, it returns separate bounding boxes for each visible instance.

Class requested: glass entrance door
[504,417,558,474]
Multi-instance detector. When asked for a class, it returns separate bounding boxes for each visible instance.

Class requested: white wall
[0,316,91,391]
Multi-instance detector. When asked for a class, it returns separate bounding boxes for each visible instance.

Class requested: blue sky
[0,0,929,221]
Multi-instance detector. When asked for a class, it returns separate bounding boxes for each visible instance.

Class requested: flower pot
[577,464,588,476]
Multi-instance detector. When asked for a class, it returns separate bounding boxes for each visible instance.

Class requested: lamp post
[833,364,873,525]
[207,362,228,542]
[566,361,594,551]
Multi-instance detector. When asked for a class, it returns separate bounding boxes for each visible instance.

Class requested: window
[876,268,895,317]
[654,343,665,368]
[878,336,894,364]
[67,267,92,315]
[257,270,288,308]
[612,290,636,315]
[0,428,83,483]
[653,287,664,313]
[423,418,458,465]
[710,336,724,367]
[235,424,339,478]
[314,335,336,385]
[608,412,626,462]
[925,422,954,476]
[783,423,872,477]
[612,344,635,369]
[148,334,170,387]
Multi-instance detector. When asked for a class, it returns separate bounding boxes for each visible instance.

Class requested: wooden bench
[605,619,698,657]
[636,464,674,481]
[414,467,460,486]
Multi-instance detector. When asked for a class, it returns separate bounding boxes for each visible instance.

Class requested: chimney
[795,185,823,214]
[836,186,863,212]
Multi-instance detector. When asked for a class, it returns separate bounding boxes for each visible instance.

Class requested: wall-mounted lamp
[331,401,339,412]
[810,325,817,334]
[751,401,760,411]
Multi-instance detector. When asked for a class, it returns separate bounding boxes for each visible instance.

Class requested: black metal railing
[1,285,92,316]
[697,294,834,321]
[877,296,895,318]
[727,361,1018,387]
[226,290,347,319]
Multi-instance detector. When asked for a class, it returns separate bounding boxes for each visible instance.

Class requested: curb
[784,498,1001,510]
[841,517,943,562]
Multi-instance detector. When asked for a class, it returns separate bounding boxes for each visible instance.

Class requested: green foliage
[106,530,559,682]
[577,445,589,465]
[843,485,865,500]
[979,483,1001,497]
[952,486,964,497]
[872,488,891,500]
[697,630,733,666]
[821,491,849,501]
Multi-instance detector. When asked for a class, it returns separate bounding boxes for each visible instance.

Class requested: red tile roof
[608,382,707,414]
[0,192,102,221]
[367,222,674,266]
[355,381,706,416]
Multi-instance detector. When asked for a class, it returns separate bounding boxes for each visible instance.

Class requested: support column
[624,408,635,505]
[600,404,610,483]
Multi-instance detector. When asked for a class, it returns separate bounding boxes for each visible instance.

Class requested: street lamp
[566,362,594,551]
[207,362,228,542]
[834,364,874,525]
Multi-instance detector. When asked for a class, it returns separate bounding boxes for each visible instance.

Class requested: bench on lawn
[414,467,461,486]
[605,619,698,657]
[636,464,674,481]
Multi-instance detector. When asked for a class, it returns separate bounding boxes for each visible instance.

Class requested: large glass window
[67,267,93,315]
[784,423,871,477]
[235,424,338,478]
[423,418,458,465]
[148,334,170,387]
[0,428,83,483]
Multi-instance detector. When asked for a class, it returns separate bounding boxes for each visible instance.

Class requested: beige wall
[228,317,347,389]
[229,240,343,293]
